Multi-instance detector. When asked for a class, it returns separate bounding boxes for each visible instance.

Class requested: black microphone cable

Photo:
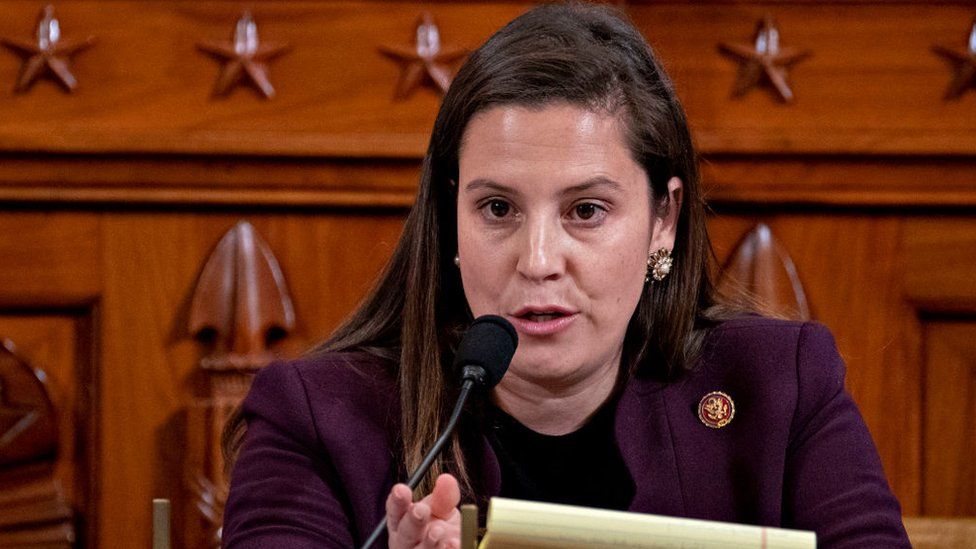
[360,315,517,549]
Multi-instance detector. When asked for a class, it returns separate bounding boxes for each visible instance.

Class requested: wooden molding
[184,221,296,546]
[189,220,296,372]
[717,223,811,320]
[0,338,74,547]
[0,2,974,157]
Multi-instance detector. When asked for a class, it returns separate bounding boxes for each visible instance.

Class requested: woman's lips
[507,313,578,336]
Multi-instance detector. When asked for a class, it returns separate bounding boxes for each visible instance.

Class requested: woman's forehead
[462,103,625,147]
[458,103,645,191]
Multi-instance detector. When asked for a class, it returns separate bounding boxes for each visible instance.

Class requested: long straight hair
[225,2,729,500]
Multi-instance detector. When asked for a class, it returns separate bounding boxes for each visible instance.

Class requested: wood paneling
[903,217,976,312]
[1,2,975,158]
[0,213,101,305]
[0,314,95,546]
[922,321,976,516]
[0,2,515,157]
[0,154,420,207]
[902,218,976,515]
[98,213,402,547]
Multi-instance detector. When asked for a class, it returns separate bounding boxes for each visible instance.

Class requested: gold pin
[698,391,735,429]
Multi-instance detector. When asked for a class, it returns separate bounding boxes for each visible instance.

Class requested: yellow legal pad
[478,497,815,549]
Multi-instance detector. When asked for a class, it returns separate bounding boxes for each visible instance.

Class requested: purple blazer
[222,317,910,548]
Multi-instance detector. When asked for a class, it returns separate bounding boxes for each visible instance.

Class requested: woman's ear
[649,177,683,253]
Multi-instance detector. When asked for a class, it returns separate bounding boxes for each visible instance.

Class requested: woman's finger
[397,500,431,545]
[435,538,459,549]
[430,518,461,549]
[385,483,413,533]
[428,474,461,519]
[409,518,459,549]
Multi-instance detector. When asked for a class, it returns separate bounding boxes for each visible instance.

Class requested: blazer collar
[615,373,687,516]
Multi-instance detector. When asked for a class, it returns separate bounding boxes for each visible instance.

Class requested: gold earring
[453,254,460,267]
[646,248,672,283]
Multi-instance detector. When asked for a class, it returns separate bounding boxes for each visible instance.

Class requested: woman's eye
[575,203,597,220]
[488,200,510,218]
[570,202,606,223]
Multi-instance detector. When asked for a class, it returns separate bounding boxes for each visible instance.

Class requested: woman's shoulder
[695,315,845,393]
[257,349,397,396]
[242,350,400,442]
[703,314,838,363]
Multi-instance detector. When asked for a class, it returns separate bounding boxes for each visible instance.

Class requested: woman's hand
[386,474,461,549]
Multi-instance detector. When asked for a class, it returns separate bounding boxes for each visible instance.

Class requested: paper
[478,497,816,549]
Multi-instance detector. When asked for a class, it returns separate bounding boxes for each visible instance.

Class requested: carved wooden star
[198,12,290,100]
[719,15,810,103]
[933,19,976,100]
[0,5,95,93]
[379,13,468,99]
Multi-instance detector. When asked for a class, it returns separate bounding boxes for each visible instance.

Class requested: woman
[222,4,910,548]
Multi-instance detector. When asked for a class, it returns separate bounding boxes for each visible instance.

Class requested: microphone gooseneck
[360,315,517,549]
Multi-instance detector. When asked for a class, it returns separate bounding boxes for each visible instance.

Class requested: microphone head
[453,315,518,389]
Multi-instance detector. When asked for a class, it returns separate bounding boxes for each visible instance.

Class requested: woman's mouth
[508,306,579,336]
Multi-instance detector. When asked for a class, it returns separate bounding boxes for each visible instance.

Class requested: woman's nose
[515,217,565,282]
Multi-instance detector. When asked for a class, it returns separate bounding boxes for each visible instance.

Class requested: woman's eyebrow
[561,176,623,196]
[464,178,522,196]
[463,176,622,196]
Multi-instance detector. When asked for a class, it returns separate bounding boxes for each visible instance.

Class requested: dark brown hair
[226,2,729,499]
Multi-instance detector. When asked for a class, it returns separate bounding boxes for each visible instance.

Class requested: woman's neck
[490,358,620,436]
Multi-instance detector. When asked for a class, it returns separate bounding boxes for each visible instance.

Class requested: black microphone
[360,315,517,549]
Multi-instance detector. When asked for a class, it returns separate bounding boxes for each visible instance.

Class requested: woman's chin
[505,358,590,388]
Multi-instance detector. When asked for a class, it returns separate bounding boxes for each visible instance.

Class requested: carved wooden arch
[717,223,811,321]
[0,338,73,547]
[184,220,296,547]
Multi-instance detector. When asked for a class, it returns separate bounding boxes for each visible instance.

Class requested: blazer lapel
[616,376,687,516]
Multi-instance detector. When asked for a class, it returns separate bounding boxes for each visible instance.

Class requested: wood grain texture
[98,212,403,547]
[700,155,976,208]
[189,221,295,371]
[717,223,811,320]
[0,2,974,157]
[0,213,101,305]
[902,217,976,312]
[0,2,517,157]
[0,315,93,547]
[922,321,976,516]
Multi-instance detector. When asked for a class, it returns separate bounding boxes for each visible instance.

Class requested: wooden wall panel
[0,314,93,519]
[902,218,976,516]
[1,2,976,158]
[0,213,101,305]
[98,212,403,547]
[0,1,518,157]
[643,3,976,154]
[922,321,976,516]
[903,218,976,312]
